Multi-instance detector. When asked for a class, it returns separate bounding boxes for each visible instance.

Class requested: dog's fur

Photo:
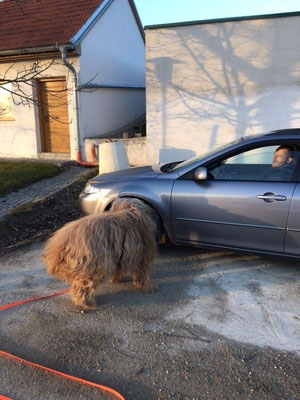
[42,198,158,310]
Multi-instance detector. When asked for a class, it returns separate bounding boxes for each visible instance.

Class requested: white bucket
[99,141,129,175]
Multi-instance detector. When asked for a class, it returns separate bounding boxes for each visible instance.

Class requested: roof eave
[71,0,144,45]
[71,0,114,45]
[0,44,76,58]
[128,0,145,42]
[145,11,300,30]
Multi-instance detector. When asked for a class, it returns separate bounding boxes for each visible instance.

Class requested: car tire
[149,208,164,243]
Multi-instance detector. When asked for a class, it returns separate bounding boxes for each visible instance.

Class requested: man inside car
[269,145,295,181]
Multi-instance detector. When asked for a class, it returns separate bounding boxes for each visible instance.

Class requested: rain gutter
[59,45,98,167]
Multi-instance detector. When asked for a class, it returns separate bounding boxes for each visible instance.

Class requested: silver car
[79,129,300,258]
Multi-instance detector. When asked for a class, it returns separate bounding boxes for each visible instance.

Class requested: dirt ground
[0,170,96,253]
[0,241,299,400]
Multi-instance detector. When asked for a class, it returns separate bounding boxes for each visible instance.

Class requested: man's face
[272,148,291,168]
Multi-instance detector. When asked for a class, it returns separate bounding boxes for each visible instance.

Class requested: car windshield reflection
[169,138,244,172]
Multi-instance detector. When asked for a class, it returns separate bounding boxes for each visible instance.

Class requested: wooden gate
[38,78,71,154]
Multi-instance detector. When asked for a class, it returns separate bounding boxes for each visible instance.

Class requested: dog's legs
[70,278,98,310]
[109,267,123,284]
[132,265,158,293]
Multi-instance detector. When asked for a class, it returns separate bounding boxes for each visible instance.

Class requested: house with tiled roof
[0,0,145,164]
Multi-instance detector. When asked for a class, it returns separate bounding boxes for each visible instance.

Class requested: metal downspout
[59,45,98,167]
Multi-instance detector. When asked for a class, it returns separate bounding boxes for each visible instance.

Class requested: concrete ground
[0,242,299,399]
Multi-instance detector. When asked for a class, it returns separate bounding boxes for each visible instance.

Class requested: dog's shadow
[93,277,159,308]
[92,242,296,312]
[91,244,232,309]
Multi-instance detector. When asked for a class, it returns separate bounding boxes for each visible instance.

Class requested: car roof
[238,129,300,143]
[264,128,300,136]
[173,128,300,176]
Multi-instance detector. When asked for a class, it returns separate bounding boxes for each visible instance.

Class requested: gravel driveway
[0,242,299,399]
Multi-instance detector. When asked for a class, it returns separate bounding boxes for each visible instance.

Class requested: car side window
[208,145,299,182]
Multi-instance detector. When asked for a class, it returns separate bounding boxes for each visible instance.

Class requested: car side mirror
[193,167,208,181]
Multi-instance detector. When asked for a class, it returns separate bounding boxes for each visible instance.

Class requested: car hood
[93,165,160,182]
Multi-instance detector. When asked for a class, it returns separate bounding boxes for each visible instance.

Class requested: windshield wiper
[161,161,183,173]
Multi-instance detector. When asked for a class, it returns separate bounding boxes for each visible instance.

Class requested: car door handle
[257,192,286,202]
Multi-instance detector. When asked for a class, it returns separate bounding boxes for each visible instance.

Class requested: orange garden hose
[0,290,125,400]
[0,289,70,311]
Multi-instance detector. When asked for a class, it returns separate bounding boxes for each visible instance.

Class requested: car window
[208,145,299,182]
[170,138,244,172]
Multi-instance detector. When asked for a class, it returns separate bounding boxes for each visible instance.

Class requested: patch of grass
[0,161,61,197]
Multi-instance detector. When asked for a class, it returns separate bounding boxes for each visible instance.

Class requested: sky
[134,0,300,27]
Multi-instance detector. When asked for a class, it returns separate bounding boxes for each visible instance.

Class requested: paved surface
[0,165,89,220]
[0,242,299,399]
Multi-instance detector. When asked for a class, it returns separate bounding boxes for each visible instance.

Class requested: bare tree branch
[0,57,75,124]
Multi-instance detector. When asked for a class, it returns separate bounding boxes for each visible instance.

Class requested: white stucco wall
[145,15,300,164]
[0,57,78,159]
[78,0,145,153]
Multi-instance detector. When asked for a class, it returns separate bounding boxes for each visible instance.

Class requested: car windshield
[169,137,245,172]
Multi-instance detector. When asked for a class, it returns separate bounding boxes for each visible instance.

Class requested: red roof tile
[0,0,105,52]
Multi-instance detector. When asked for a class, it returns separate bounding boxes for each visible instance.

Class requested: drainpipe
[59,45,98,167]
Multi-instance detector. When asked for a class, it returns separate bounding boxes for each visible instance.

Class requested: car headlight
[84,183,101,194]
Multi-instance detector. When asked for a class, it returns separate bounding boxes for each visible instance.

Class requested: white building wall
[78,0,145,150]
[0,57,78,159]
[145,15,300,164]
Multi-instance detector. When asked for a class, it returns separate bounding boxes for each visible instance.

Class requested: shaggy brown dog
[42,198,158,310]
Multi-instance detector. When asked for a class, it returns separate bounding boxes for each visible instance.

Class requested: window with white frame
[0,83,14,121]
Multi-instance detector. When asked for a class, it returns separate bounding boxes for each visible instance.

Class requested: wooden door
[38,78,71,153]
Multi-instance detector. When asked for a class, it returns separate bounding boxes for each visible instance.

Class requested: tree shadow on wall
[147,19,300,159]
